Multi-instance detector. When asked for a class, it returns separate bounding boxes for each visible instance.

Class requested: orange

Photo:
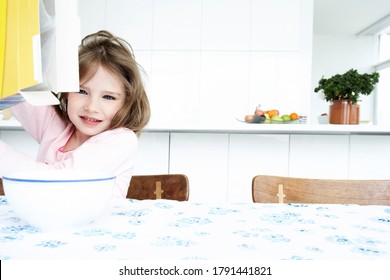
[290,112,299,121]
[266,109,279,118]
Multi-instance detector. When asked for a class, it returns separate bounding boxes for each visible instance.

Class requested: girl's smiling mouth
[80,116,102,125]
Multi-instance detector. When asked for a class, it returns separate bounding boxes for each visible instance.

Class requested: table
[1,196,390,260]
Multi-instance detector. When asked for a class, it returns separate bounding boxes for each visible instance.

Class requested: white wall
[78,0,313,126]
[78,0,380,125]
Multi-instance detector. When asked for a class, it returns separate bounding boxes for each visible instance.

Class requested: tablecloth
[1,197,390,260]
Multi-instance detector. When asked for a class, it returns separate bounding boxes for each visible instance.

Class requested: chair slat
[127,174,189,201]
[252,175,390,205]
[0,179,3,196]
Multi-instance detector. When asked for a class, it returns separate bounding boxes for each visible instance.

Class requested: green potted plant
[314,69,380,124]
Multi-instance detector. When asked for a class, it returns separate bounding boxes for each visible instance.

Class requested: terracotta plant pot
[349,103,360,124]
[329,99,360,124]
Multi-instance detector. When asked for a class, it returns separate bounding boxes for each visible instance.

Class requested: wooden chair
[0,178,3,196]
[252,175,390,205]
[127,174,189,201]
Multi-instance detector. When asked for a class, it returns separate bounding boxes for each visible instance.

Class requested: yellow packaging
[0,0,80,110]
[0,0,41,109]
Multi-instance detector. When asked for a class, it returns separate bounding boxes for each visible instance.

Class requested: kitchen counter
[2,117,390,135]
[3,116,390,203]
[145,122,390,135]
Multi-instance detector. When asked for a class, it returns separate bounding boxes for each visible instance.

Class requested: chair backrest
[0,178,3,196]
[252,175,390,205]
[127,174,189,201]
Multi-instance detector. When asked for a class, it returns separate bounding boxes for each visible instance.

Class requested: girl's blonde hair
[55,30,150,135]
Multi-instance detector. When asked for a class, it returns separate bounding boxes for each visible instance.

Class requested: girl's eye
[78,89,88,95]
[103,95,115,100]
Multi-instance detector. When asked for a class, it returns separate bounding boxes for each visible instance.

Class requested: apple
[281,114,291,121]
[245,115,254,122]
[254,109,265,116]
[271,115,283,122]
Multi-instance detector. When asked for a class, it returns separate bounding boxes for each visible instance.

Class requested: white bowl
[3,169,115,231]
[318,115,329,124]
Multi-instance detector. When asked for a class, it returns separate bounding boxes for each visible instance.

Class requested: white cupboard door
[228,134,289,202]
[133,132,170,175]
[169,133,229,203]
[349,135,390,179]
[289,134,350,179]
[0,131,38,158]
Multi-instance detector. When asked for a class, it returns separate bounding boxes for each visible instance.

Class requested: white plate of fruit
[237,107,301,124]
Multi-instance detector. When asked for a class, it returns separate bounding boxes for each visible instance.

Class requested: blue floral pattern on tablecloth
[0,197,389,260]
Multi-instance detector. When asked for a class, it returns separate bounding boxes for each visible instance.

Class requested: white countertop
[144,121,390,135]
[2,118,390,135]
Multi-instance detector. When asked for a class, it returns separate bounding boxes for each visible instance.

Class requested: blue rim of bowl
[2,176,115,183]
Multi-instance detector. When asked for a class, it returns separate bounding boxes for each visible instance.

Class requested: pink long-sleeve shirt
[0,102,138,198]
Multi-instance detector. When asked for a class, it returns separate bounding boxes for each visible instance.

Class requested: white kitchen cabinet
[133,132,170,175]
[289,134,350,179]
[149,51,200,126]
[104,0,154,50]
[78,0,106,38]
[228,134,289,202]
[251,0,301,51]
[169,133,229,203]
[0,130,39,158]
[152,0,203,50]
[349,135,390,179]
[201,0,251,50]
[0,129,169,175]
[4,122,390,203]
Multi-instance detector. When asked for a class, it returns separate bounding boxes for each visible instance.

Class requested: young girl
[0,30,150,198]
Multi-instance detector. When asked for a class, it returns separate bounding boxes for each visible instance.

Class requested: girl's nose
[84,96,99,112]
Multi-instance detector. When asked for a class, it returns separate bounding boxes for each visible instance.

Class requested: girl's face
[67,65,125,143]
